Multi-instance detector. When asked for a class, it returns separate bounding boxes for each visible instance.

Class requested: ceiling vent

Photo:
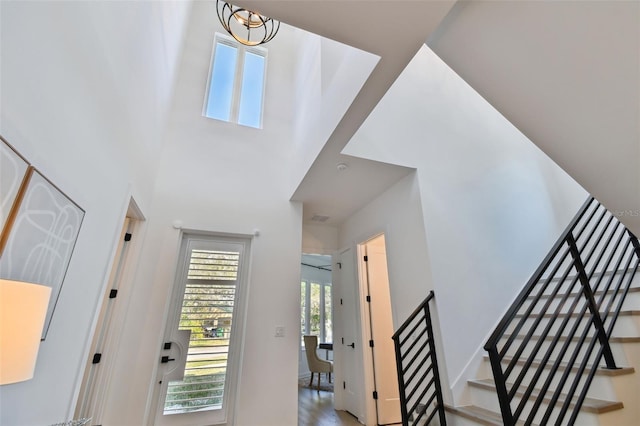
[311,215,330,223]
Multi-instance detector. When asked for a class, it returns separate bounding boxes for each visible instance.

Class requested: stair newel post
[423,295,447,426]
[567,233,618,370]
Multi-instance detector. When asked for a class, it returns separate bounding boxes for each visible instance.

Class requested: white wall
[344,45,587,402]
[429,1,640,236]
[336,172,440,421]
[100,2,303,425]
[0,1,189,425]
[288,32,380,196]
[339,172,434,330]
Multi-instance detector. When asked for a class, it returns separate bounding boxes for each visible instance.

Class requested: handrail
[392,291,447,426]
[484,196,640,425]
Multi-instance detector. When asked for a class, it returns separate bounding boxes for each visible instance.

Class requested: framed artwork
[0,137,30,252]
[0,167,85,339]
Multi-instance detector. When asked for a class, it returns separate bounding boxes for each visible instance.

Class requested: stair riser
[505,313,639,343]
[611,314,640,337]
[483,361,624,400]
[533,272,640,307]
[525,290,640,316]
[469,383,602,425]
[505,336,631,366]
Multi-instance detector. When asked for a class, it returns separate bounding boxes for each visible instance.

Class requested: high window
[204,33,267,129]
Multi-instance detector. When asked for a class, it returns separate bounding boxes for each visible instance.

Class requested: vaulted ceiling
[236,1,640,236]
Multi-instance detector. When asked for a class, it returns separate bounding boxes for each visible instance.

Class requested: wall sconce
[0,279,51,385]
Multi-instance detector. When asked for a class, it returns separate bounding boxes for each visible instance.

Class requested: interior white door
[337,247,363,420]
[366,238,401,425]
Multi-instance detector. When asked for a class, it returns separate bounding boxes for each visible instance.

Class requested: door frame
[355,232,398,426]
[357,234,401,425]
[74,197,145,424]
[149,230,253,426]
[334,229,399,426]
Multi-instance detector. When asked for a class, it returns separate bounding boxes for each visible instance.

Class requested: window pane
[237,51,265,128]
[324,284,332,343]
[205,43,238,121]
[163,249,239,415]
[310,283,321,336]
[300,281,306,345]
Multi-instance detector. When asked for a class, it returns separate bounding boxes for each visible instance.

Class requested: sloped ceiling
[236,0,457,225]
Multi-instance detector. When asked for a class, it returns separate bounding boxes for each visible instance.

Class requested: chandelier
[216,1,280,46]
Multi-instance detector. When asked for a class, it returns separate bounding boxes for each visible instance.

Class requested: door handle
[161,356,175,363]
[348,342,355,348]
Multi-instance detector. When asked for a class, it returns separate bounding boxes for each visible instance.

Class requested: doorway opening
[75,198,145,424]
[357,234,401,425]
[299,253,333,385]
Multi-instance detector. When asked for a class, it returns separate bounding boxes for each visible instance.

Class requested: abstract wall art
[0,137,84,339]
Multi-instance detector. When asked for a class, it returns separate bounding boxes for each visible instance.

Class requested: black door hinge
[340,298,343,305]
[341,337,344,344]
[373,391,378,400]
[364,255,368,262]
[366,295,371,302]
[369,340,374,348]
[343,381,346,390]
[109,289,118,299]
[124,233,132,242]
[92,353,102,364]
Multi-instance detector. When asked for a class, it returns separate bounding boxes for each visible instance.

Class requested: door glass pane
[163,249,239,415]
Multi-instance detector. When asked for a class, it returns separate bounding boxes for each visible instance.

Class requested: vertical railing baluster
[424,302,446,426]
[567,233,618,369]
[487,347,514,425]
[393,291,446,425]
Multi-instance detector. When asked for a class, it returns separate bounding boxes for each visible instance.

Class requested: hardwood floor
[298,386,362,426]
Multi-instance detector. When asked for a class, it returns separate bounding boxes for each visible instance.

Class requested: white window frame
[203,33,268,129]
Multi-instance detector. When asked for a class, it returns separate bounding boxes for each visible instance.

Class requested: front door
[152,233,250,426]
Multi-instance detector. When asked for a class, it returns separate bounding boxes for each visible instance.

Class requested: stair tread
[468,378,623,413]
[446,404,515,426]
[515,333,640,344]
[515,310,640,319]
[482,354,635,376]
[532,269,640,289]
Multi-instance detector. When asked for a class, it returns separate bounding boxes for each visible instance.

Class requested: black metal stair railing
[484,197,640,425]
[392,290,447,426]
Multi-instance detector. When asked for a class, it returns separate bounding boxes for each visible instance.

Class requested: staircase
[446,198,640,425]
[448,301,640,425]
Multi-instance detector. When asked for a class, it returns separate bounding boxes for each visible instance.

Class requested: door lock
[161,356,175,363]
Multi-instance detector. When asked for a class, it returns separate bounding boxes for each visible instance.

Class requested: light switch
[275,326,285,337]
